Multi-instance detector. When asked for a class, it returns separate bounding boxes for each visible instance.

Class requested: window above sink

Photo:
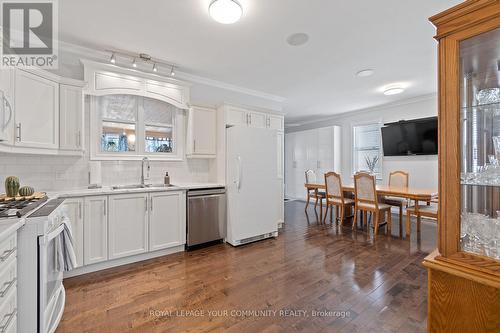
[90,94,184,161]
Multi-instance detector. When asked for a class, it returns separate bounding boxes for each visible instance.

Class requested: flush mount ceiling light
[383,87,405,95]
[356,69,375,77]
[286,33,309,46]
[209,0,243,24]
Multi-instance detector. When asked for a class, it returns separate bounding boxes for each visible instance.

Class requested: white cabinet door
[0,69,14,144]
[247,111,267,128]
[187,106,216,156]
[268,115,284,131]
[108,193,148,259]
[284,132,296,199]
[59,84,83,151]
[225,107,247,126]
[149,191,186,251]
[62,198,84,267]
[84,196,108,265]
[317,127,334,176]
[14,70,59,149]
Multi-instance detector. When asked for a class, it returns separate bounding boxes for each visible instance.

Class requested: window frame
[351,121,383,180]
[90,94,184,161]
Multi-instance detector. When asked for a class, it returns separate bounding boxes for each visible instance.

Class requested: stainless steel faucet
[141,157,150,186]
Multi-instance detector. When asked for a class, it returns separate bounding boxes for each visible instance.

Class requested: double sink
[110,184,177,190]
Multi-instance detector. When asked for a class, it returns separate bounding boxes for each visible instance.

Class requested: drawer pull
[0,248,16,262]
[0,308,16,333]
[0,278,16,298]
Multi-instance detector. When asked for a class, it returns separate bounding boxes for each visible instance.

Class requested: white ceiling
[59,0,462,122]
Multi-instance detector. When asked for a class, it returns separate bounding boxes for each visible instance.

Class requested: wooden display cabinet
[423,1,500,332]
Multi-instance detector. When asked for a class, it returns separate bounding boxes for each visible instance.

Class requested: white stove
[18,198,69,333]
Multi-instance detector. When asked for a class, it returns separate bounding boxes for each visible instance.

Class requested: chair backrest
[325,172,343,203]
[354,172,377,207]
[389,171,409,188]
[305,170,317,184]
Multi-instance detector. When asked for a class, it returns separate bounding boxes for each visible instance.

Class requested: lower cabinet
[149,191,186,251]
[83,196,108,265]
[71,191,186,270]
[108,193,148,259]
[61,198,84,266]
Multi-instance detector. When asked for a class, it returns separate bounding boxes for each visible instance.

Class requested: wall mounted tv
[381,117,438,156]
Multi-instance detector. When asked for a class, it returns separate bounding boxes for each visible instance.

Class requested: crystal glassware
[476,87,500,105]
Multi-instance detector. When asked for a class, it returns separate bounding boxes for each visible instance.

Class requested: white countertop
[0,218,24,243]
[47,182,225,199]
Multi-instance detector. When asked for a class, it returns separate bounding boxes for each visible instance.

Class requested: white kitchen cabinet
[0,69,14,144]
[149,191,186,251]
[268,114,284,131]
[186,106,216,157]
[247,111,267,128]
[285,126,341,200]
[83,196,108,265]
[14,70,59,149]
[59,84,83,151]
[225,106,247,126]
[108,193,148,259]
[62,198,84,267]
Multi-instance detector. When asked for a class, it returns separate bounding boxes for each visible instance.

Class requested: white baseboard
[64,245,185,278]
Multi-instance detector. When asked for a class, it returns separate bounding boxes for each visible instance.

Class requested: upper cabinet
[225,105,284,131]
[14,70,59,149]
[59,84,84,151]
[186,106,217,158]
[0,68,85,154]
[82,60,190,110]
[0,69,14,144]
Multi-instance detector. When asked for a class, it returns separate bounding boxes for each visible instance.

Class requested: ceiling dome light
[209,0,242,24]
[356,69,375,77]
[383,87,405,96]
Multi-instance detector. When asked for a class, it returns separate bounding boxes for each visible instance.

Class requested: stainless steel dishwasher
[187,187,226,249]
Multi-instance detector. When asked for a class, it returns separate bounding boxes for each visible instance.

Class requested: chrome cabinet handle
[150,197,153,211]
[145,198,148,212]
[0,278,16,297]
[0,308,17,333]
[1,94,12,131]
[16,123,21,141]
[0,248,16,262]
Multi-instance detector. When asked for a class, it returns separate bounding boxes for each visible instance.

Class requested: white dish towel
[55,214,78,272]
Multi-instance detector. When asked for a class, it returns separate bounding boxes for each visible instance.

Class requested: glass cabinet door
[460,28,500,259]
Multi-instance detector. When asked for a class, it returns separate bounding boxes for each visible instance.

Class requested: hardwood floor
[57,201,437,333]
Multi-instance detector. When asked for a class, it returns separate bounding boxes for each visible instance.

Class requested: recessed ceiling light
[356,69,375,77]
[286,33,309,46]
[209,0,243,24]
[383,87,405,95]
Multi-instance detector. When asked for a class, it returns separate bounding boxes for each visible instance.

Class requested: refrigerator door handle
[235,156,242,191]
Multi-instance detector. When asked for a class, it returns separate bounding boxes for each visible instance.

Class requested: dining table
[304,182,438,236]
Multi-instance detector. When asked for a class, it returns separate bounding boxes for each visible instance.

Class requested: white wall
[285,95,438,189]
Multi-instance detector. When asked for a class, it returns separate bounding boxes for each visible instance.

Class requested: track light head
[110,53,116,64]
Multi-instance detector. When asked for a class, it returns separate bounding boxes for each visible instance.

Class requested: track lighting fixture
[106,50,178,75]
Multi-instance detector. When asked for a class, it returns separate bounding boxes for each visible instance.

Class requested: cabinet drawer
[0,235,16,267]
[0,284,16,333]
[0,258,16,303]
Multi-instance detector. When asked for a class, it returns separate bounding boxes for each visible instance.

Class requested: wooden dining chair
[384,171,409,236]
[304,170,326,214]
[406,196,438,237]
[323,172,354,225]
[352,172,392,238]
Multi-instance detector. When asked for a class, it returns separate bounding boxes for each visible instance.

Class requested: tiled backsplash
[0,153,212,192]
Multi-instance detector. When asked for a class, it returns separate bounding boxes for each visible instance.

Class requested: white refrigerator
[226,126,280,246]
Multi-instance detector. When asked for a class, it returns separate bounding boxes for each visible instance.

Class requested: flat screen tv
[381,117,438,156]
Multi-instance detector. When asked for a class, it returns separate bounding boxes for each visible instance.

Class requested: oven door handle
[40,224,65,245]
